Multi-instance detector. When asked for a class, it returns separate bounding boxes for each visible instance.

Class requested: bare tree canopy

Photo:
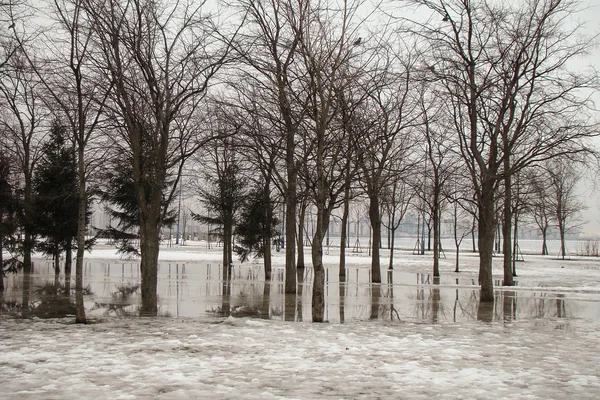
[400,0,600,301]
[83,0,235,315]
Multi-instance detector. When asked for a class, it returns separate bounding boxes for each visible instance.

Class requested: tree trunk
[512,215,518,277]
[312,128,329,322]
[478,184,495,302]
[502,175,514,285]
[388,210,397,271]
[339,187,350,278]
[339,281,345,323]
[21,269,31,318]
[222,218,234,281]
[455,245,460,273]
[427,224,432,251]
[285,137,297,294]
[296,203,306,269]
[64,239,72,296]
[453,203,460,273]
[222,223,229,281]
[311,215,327,322]
[23,232,33,274]
[368,195,382,284]
[222,279,231,317]
[263,234,272,280]
[387,214,391,249]
[139,221,160,316]
[432,188,440,277]
[559,221,567,260]
[285,192,297,294]
[541,226,548,255]
[54,248,60,289]
[370,285,380,320]
[263,182,272,281]
[0,212,4,292]
[471,215,477,253]
[75,149,87,323]
[431,286,441,323]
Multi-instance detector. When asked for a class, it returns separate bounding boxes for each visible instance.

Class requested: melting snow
[2,241,600,398]
[1,316,599,399]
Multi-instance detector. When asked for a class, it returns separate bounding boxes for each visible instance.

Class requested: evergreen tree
[0,151,20,292]
[193,152,247,279]
[32,120,79,275]
[234,181,279,263]
[99,158,176,257]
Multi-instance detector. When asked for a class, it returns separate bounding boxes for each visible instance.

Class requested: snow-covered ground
[1,241,600,399]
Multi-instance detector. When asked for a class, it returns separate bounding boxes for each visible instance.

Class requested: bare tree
[357,39,421,283]
[14,0,116,323]
[418,83,456,278]
[223,81,289,280]
[0,47,47,274]
[0,0,24,70]
[194,130,246,281]
[234,0,307,295]
[293,0,373,322]
[505,168,532,276]
[448,185,474,273]
[528,169,552,255]
[547,160,585,259]
[85,0,232,315]
[404,0,599,300]
[381,176,414,270]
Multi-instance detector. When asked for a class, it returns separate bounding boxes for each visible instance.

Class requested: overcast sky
[577,0,600,236]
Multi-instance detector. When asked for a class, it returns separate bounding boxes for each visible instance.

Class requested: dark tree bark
[407,0,599,302]
[548,161,583,260]
[0,51,41,276]
[64,239,72,296]
[0,212,3,292]
[86,0,230,315]
[339,184,350,278]
[502,169,515,285]
[262,179,272,281]
[478,182,496,302]
[367,195,382,283]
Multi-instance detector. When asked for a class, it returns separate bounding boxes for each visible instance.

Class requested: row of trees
[1,0,598,322]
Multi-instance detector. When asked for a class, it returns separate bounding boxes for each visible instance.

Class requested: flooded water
[2,259,599,323]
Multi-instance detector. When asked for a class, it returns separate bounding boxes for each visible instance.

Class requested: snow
[1,316,599,399]
[2,241,600,398]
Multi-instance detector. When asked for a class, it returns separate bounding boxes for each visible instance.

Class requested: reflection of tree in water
[410,274,448,322]
[452,279,479,322]
[91,283,140,317]
[370,284,381,320]
[379,272,401,322]
[477,299,494,322]
[501,291,517,322]
[16,280,78,319]
[414,285,449,323]
[0,298,21,317]
[430,287,441,323]
[530,292,570,319]
[476,291,572,322]
[208,277,273,319]
[556,294,567,318]
[339,281,346,323]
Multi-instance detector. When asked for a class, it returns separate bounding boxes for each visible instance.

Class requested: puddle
[2,260,600,323]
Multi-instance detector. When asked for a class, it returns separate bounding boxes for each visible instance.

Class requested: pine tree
[99,158,176,257]
[32,120,79,275]
[0,151,20,292]
[193,156,247,279]
[235,181,279,263]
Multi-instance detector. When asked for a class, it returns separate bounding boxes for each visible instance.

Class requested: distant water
[2,259,599,323]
